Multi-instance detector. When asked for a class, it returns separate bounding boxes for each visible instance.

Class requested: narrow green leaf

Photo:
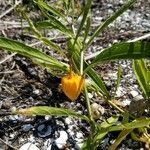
[82,16,91,49]
[15,106,89,122]
[108,129,132,150]
[109,118,150,131]
[37,0,66,20]
[85,0,137,50]
[87,68,110,98]
[35,20,73,37]
[87,41,150,71]
[20,9,65,55]
[0,37,68,72]
[94,116,119,142]
[133,59,150,98]
[100,116,119,128]
[74,0,92,44]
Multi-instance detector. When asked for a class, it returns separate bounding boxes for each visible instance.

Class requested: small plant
[0,0,150,149]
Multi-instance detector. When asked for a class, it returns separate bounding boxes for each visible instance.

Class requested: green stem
[84,86,96,150]
[108,100,124,113]
[96,91,125,113]
[80,50,84,75]
[84,86,93,120]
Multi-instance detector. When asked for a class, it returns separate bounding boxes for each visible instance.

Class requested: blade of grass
[84,41,150,73]
[74,0,92,45]
[15,106,89,122]
[84,0,137,51]
[108,129,132,150]
[82,16,91,50]
[36,0,66,20]
[133,59,150,98]
[0,37,68,72]
[35,20,74,37]
[18,8,65,56]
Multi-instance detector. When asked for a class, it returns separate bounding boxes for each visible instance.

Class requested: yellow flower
[61,68,85,101]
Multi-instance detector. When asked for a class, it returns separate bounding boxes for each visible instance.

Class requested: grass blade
[133,59,150,98]
[74,0,92,45]
[0,37,68,72]
[36,0,66,20]
[35,20,73,37]
[85,0,137,50]
[86,41,150,71]
[15,106,89,122]
[108,129,132,150]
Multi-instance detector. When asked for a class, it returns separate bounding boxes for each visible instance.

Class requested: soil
[0,0,150,150]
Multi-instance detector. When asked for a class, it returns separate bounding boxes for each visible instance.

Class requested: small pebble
[19,142,39,150]
[130,90,139,98]
[22,124,33,132]
[33,89,40,95]
[55,131,68,149]
[116,87,124,97]
[44,139,52,150]
[91,103,105,119]
[123,99,131,106]
[88,92,93,99]
[76,132,83,139]
[65,117,72,125]
[75,142,83,150]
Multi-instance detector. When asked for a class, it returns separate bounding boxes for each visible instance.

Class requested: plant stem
[108,100,124,113]
[84,86,93,120]
[96,91,124,113]
[84,86,96,150]
[80,50,84,75]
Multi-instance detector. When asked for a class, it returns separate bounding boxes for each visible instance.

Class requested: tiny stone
[116,87,124,97]
[55,131,68,149]
[75,142,83,150]
[65,117,72,125]
[45,115,51,120]
[28,135,35,142]
[133,95,143,101]
[9,133,15,139]
[123,99,131,106]
[44,139,52,150]
[22,124,33,132]
[130,90,139,98]
[19,142,39,150]
[10,107,16,113]
[67,129,74,136]
[33,89,40,95]
[91,103,105,119]
[88,93,93,99]
[76,132,83,139]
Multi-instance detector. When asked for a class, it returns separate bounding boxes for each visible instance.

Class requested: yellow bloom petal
[61,68,85,101]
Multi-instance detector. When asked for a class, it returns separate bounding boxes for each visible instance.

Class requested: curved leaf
[133,59,150,98]
[0,37,68,72]
[35,20,73,37]
[15,106,89,122]
[90,41,150,67]
[85,0,137,50]
[36,0,66,19]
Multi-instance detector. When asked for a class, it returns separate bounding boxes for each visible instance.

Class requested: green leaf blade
[0,37,68,73]
[91,41,150,66]
[15,106,89,122]
[85,0,137,50]
[133,59,150,98]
